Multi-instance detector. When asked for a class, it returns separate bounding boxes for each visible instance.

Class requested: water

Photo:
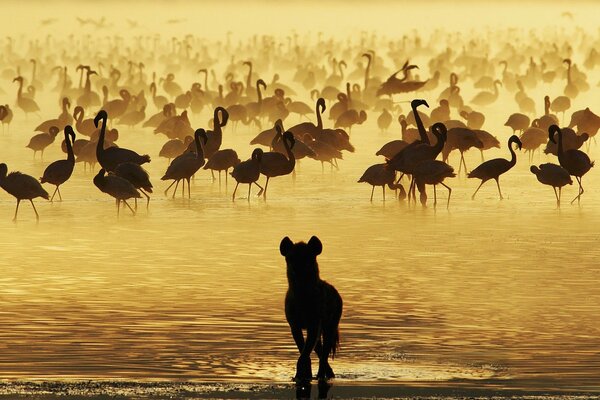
[0,1,599,397]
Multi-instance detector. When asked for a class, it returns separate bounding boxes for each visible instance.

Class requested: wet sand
[0,380,597,399]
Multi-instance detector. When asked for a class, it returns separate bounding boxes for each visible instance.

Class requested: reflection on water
[0,0,598,394]
[1,93,598,390]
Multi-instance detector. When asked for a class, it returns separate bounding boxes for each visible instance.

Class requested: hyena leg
[296,324,321,382]
[291,326,305,353]
[317,327,336,380]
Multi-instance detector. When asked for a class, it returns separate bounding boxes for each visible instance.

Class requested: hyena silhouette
[280,236,343,382]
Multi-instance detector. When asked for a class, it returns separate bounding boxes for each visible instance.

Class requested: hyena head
[280,236,322,287]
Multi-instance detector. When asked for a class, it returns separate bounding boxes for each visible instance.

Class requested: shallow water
[0,0,599,395]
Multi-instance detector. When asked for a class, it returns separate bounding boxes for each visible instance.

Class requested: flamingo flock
[0,22,598,221]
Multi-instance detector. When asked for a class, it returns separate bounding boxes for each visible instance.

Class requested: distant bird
[161,129,208,198]
[114,162,153,209]
[471,80,501,106]
[35,97,72,133]
[94,110,150,171]
[504,113,530,134]
[530,163,573,206]
[73,106,97,136]
[469,135,522,200]
[13,76,40,117]
[413,160,456,208]
[203,149,241,185]
[377,108,393,132]
[259,128,296,199]
[40,126,76,201]
[358,163,402,201]
[93,168,141,216]
[548,125,594,204]
[204,106,229,158]
[550,96,571,122]
[231,148,264,201]
[520,121,547,162]
[1,105,13,132]
[159,136,193,163]
[26,126,59,159]
[0,163,49,221]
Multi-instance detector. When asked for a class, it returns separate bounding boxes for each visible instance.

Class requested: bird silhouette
[93,168,140,216]
[413,160,456,208]
[26,126,60,160]
[259,127,296,199]
[203,149,241,185]
[40,126,76,202]
[114,162,153,209]
[0,163,49,221]
[231,148,264,201]
[13,76,40,117]
[548,125,594,204]
[94,110,150,171]
[469,135,522,200]
[161,129,208,199]
[358,163,401,201]
[530,163,573,206]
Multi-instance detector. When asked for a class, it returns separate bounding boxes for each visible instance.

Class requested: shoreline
[0,380,598,399]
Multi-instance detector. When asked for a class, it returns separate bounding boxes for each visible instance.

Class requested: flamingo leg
[232,182,239,201]
[254,181,264,196]
[140,189,151,209]
[552,186,559,206]
[134,197,138,210]
[471,180,485,200]
[433,184,437,207]
[370,185,374,202]
[495,178,503,200]
[558,186,562,206]
[457,154,463,175]
[116,199,120,217]
[164,180,176,196]
[461,153,468,175]
[57,186,62,201]
[50,186,59,202]
[123,200,136,215]
[382,185,386,201]
[263,177,270,199]
[172,180,180,199]
[571,176,583,204]
[13,199,20,222]
[441,182,452,209]
[187,177,191,198]
[181,178,185,197]
[247,183,251,200]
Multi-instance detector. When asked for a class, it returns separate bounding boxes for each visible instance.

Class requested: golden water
[0,0,598,392]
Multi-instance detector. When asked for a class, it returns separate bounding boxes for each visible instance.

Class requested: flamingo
[13,76,40,117]
[413,160,456,208]
[26,126,59,160]
[548,125,594,204]
[93,168,140,216]
[469,135,522,200]
[231,148,264,201]
[203,149,241,185]
[159,136,193,163]
[40,126,76,201]
[94,110,150,171]
[259,127,296,199]
[358,163,401,201]
[114,162,153,209]
[161,129,208,199]
[530,163,573,206]
[0,163,49,221]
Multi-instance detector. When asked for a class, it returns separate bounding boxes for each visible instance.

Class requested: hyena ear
[308,236,322,255]
[280,236,294,256]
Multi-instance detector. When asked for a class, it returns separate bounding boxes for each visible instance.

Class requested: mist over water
[0,0,599,396]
